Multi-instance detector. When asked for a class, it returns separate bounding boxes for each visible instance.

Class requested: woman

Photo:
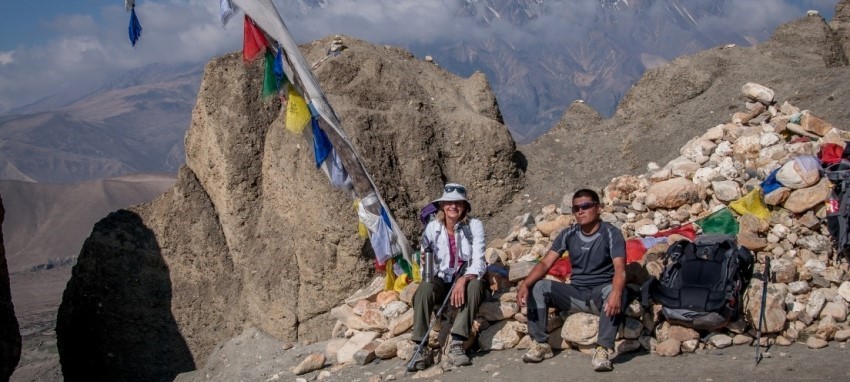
[409,183,487,370]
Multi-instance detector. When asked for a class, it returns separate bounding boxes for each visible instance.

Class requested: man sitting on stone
[517,189,626,372]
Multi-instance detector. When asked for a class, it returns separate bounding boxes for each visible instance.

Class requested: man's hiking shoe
[447,340,471,366]
[591,346,614,372]
[521,341,554,363]
[407,344,431,372]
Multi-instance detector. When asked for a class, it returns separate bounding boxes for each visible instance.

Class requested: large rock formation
[56,36,522,380]
[519,6,850,213]
[0,195,22,380]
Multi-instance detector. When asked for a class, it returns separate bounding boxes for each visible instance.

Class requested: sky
[0,0,841,115]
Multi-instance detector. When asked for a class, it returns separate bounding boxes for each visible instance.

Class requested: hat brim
[430,197,472,212]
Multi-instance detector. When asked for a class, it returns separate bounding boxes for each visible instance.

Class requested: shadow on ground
[56,210,194,382]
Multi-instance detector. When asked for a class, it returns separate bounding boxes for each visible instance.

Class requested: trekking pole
[405,264,467,376]
[754,256,771,367]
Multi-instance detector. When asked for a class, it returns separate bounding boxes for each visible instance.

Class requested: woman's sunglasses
[571,202,598,213]
[445,185,467,195]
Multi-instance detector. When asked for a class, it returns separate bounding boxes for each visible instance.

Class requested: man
[517,189,626,372]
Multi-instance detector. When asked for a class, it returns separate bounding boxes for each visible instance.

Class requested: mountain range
[0,63,201,183]
[0,1,837,184]
[0,173,175,272]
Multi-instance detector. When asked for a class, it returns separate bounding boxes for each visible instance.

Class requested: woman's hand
[451,277,469,307]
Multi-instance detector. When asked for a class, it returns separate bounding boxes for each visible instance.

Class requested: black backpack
[641,234,754,331]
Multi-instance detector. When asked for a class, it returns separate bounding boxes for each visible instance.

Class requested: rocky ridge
[302,83,850,379]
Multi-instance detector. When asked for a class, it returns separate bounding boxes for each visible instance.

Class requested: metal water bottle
[423,248,435,283]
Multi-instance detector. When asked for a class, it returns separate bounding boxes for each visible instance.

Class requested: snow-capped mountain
[278,0,830,141]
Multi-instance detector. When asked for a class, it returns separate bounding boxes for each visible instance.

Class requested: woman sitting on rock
[408,183,487,371]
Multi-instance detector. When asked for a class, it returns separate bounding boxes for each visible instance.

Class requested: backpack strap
[641,276,658,308]
[460,222,474,248]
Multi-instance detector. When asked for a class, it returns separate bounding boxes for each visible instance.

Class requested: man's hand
[604,291,622,317]
[451,277,469,307]
[517,284,529,308]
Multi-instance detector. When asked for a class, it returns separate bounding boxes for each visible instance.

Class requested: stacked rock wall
[321,84,850,366]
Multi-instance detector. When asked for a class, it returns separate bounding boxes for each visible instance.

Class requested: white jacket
[421,218,486,283]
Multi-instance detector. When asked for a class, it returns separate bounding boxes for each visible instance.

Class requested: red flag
[243,15,270,62]
[625,238,647,264]
[819,143,844,165]
[546,257,572,281]
[653,223,697,241]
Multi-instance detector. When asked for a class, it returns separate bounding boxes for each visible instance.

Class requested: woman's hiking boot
[407,343,431,372]
[591,345,614,372]
[521,341,554,363]
[447,340,471,366]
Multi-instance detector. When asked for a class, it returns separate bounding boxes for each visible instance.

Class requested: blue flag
[311,118,332,167]
[128,7,142,47]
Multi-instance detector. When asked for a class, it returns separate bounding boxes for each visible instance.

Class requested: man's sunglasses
[445,185,467,195]
[571,202,598,213]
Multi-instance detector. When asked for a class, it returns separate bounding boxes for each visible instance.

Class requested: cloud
[0,0,241,114]
[0,51,13,65]
[0,0,840,114]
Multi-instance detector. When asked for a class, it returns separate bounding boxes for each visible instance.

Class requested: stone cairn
[295,83,850,376]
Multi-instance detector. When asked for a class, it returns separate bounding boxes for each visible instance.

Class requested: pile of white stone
[297,83,850,376]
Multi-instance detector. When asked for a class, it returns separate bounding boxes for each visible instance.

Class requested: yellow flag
[385,258,396,291]
[729,188,770,220]
[285,84,310,134]
[393,274,410,292]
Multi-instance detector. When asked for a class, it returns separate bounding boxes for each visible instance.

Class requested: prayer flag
[625,238,647,264]
[311,117,332,167]
[729,188,770,220]
[220,0,240,27]
[696,207,740,235]
[262,51,278,98]
[284,85,311,134]
[653,223,697,241]
[128,7,142,47]
[243,15,269,62]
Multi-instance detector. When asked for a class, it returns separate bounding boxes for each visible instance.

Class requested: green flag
[696,206,739,235]
[262,51,278,98]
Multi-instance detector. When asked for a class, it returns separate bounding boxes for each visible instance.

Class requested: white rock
[711,180,740,202]
[838,281,850,303]
[788,281,810,295]
[770,224,789,239]
[708,334,733,349]
[562,313,599,346]
[715,141,733,156]
[667,156,701,178]
[382,301,409,319]
[805,290,827,319]
[337,331,380,364]
[718,157,740,179]
[636,224,660,236]
[734,135,762,158]
[820,302,848,322]
[703,125,726,141]
[759,132,781,147]
[804,259,827,275]
[693,167,722,185]
[742,83,775,104]
[681,138,717,163]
